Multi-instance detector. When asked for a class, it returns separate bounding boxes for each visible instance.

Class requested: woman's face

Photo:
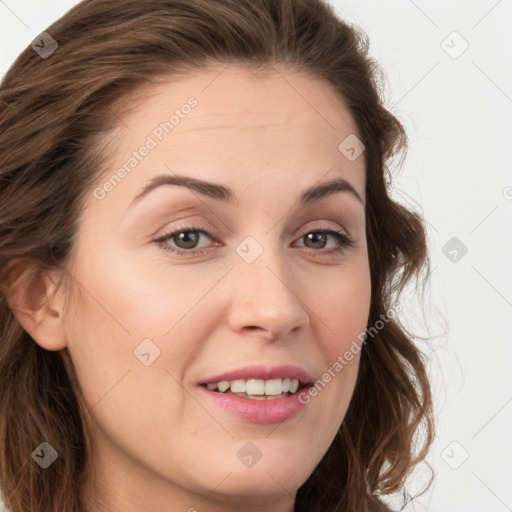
[63,65,371,511]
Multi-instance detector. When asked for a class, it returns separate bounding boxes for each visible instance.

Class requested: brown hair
[0,0,434,510]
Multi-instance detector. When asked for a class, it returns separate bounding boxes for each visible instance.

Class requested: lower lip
[198,386,311,424]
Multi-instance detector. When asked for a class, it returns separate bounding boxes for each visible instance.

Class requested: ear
[5,260,68,351]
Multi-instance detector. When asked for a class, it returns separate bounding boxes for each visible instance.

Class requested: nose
[226,246,310,341]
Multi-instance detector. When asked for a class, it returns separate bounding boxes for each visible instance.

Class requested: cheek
[62,278,195,461]
[62,295,135,409]
[307,264,371,361]
[299,263,371,420]
[62,248,225,409]
[68,241,220,339]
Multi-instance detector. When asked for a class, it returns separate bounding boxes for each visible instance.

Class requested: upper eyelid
[157,215,350,236]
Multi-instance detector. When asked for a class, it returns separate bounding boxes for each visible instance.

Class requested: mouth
[199,377,312,400]
[197,364,315,423]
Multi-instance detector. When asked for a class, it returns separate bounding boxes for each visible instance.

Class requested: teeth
[204,378,302,396]
[264,378,282,395]
[246,379,265,395]
[217,381,230,392]
[230,379,246,393]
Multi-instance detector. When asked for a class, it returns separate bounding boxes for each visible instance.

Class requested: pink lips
[197,364,314,424]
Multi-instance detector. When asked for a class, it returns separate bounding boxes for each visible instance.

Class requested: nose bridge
[227,234,309,338]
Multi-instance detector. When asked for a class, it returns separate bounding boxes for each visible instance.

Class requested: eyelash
[153,225,355,257]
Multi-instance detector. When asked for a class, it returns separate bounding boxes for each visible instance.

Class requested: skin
[19,65,371,512]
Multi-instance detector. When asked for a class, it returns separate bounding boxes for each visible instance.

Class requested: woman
[0,0,434,511]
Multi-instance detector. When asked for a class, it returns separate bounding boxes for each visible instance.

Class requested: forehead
[96,64,366,211]
[125,64,360,138]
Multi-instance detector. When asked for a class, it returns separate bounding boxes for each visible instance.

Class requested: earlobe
[5,260,68,351]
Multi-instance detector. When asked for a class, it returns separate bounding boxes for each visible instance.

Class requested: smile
[198,366,315,424]
[201,377,302,398]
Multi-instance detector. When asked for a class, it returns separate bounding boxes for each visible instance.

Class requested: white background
[1,1,511,510]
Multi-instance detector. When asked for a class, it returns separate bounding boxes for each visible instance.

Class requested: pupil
[305,232,326,249]
[175,231,199,249]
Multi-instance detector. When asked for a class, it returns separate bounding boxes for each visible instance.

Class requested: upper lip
[198,365,315,385]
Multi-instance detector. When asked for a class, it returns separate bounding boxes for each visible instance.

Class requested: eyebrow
[129,173,364,208]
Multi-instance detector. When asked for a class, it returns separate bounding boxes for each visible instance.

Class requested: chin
[215,470,304,501]
[217,452,313,497]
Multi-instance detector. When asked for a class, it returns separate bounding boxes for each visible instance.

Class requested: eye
[154,226,216,256]
[153,226,355,257]
[294,229,355,254]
